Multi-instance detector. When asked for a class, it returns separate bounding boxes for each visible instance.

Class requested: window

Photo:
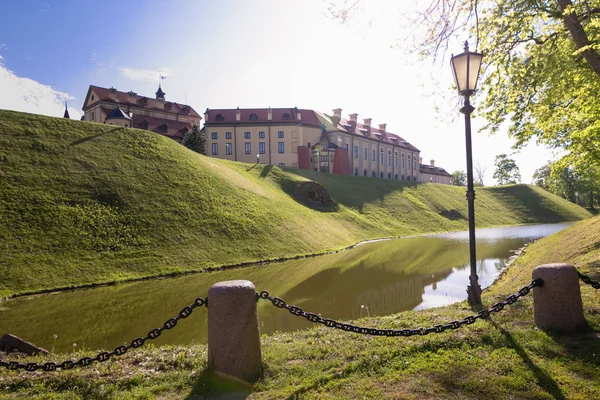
[212,143,218,155]
[226,143,232,155]
[91,112,95,121]
[91,95,95,101]
[282,113,291,120]
[414,161,417,170]
[354,168,358,176]
[249,113,258,121]
[211,132,218,140]
[395,174,398,180]
[244,132,251,139]
[216,114,225,121]
[364,170,367,177]
[380,172,384,178]
[394,152,398,167]
[161,123,169,134]
[278,142,285,153]
[279,163,286,167]
[353,146,358,158]
[387,150,391,166]
[402,153,406,168]
[320,166,328,172]
[344,143,349,150]
[363,147,367,160]
[259,131,265,139]
[379,152,383,165]
[225,132,232,139]
[245,142,251,154]
[259,142,265,154]
[372,150,376,161]
[278,131,284,138]
[330,154,334,161]
[372,171,376,177]
[388,173,391,179]
[320,155,328,162]
[402,175,405,180]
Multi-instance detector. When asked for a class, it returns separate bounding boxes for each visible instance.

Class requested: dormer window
[282,113,291,120]
[216,113,225,121]
[140,97,148,107]
[164,102,172,111]
[139,120,148,130]
[249,113,258,121]
[160,123,169,134]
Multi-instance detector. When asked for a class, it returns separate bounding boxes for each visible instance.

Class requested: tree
[182,124,206,155]
[329,1,600,170]
[493,154,521,185]
[451,170,467,186]
[474,162,485,186]
[532,162,552,189]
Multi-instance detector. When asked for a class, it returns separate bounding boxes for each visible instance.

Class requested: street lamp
[451,41,484,307]
[257,153,260,164]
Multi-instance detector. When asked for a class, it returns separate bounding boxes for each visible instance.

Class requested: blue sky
[0,0,559,184]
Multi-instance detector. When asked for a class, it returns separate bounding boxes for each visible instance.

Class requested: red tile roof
[99,107,192,140]
[86,85,200,118]
[205,108,322,128]
[419,164,452,177]
[337,117,420,152]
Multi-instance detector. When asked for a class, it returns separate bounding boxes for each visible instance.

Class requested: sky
[0,0,561,185]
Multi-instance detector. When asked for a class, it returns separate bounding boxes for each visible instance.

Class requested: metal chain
[578,271,600,289]
[258,278,544,337]
[0,296,208,372]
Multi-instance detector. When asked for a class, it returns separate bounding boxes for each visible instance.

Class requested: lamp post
[257,153,260,164]
[451,41,484,307]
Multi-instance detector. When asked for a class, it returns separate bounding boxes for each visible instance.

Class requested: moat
[0,223,571,353]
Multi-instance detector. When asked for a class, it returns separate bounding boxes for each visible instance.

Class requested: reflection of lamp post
[451,41,484,307]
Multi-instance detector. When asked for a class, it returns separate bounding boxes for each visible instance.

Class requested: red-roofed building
[204,107,423,181]
[419,159,452,185]
[82,85,201,142]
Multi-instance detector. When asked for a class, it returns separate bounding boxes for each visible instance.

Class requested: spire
[63,101,70,119]
[155,84,165,100]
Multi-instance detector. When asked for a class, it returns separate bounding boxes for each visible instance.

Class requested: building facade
[419,159,452,184]
[204,108,422,181]
[82,85,201,142]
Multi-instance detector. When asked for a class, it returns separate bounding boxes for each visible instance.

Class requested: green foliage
[0,110,591,297]
[534,159,599,207]
[532,162,551,189]
[451,170,467,186]
[493,154,521,185]
[181,124,205,154]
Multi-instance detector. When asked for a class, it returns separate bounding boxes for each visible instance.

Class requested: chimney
[363,118,372,127]
[204,108,209,122]
[430,159,435,167]
[349,113,358,122]
[295,107,301,120]
[268,107,272,121]
[126,91,137,104]
[236,107,241,121]
[109,87,117,101]
[331,108,342,126]
[378,123,387,132]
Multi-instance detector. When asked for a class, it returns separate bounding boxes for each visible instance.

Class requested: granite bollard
[208,280,262,384]
[532,263,585,332]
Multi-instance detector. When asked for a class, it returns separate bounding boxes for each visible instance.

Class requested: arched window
[249,113,258,121]
[282,113,291,120]
[216,113,224,121]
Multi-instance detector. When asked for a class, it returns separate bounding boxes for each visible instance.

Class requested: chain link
[0,296,207,372]
[578,272,600,289]
[259,278,544,337]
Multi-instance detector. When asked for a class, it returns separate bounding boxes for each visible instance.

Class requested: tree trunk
[556,0,600,78]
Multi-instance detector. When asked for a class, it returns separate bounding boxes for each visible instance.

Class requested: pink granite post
[532,264,585,332]
[208,280,262,384]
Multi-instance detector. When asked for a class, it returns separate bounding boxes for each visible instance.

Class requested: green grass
[0,109,591,298]
[1,216,599,399]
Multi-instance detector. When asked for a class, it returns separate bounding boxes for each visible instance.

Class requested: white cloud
[0,60,81,120]
[118,67,173,82]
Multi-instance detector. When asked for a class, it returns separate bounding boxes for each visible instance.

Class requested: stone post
[208,280,262,384]
[532,264,585,332]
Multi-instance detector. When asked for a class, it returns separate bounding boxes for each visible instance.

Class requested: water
[0,223,571,353]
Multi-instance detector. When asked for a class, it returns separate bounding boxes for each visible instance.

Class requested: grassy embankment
[0,110,591,298]
[1,215,599,399]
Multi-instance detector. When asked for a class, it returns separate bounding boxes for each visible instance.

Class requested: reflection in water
[0,223,571,353]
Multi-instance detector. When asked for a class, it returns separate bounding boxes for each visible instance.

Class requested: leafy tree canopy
[329,0,600,170]
[493,154,521,185]
[451,170,467,186]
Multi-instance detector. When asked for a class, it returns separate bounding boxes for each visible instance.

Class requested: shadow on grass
[258,164,273,178]
[187,370,252,400]
[489,320,566,400]
[70,127,124,146]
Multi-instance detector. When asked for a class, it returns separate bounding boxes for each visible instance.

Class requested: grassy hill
[0,110,591,297]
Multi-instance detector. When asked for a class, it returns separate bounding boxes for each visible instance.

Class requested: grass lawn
[0,110,591,298]
[1,216,599,399]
